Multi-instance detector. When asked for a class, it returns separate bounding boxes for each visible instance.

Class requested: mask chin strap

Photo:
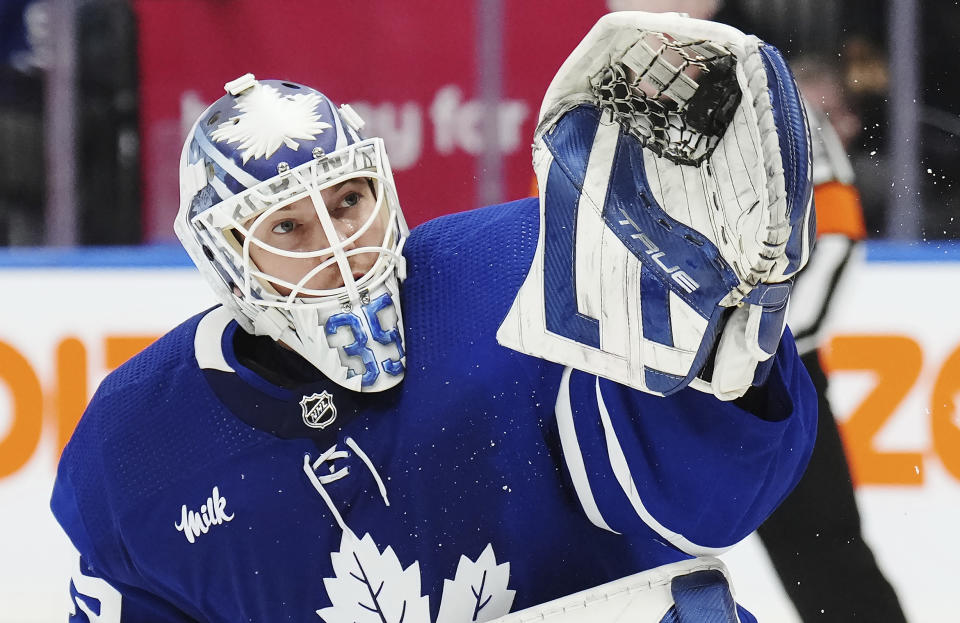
[294,165,364,308]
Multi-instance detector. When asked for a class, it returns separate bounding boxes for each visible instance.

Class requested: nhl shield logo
[300,391,337,429]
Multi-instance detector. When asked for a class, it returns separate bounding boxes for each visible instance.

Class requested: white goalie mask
[175,74,409,392]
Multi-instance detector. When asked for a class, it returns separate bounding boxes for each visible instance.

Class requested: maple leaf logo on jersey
[318,531,431,623]
[317,532,513,623]
[211,84,332,162]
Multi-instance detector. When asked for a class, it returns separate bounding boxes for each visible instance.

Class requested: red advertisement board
[134,1,607,241]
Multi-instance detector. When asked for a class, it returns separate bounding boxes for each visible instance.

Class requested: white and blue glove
[498,11,814,400]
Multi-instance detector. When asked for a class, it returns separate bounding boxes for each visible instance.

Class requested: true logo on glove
[624,223,701,294]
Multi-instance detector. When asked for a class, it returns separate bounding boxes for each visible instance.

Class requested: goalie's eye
[328,179,375,217]
[271,219,298,235]
[336,191,361,212]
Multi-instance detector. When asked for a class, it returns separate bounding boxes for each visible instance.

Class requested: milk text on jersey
[174,486,235,544]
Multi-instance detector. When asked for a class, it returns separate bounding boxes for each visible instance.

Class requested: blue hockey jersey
[51,198,816,623]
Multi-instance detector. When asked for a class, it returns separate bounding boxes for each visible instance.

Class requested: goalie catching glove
[497,11,814,400]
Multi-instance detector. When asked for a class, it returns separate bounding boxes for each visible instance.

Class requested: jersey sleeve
[554,327,816,555]
[51,388,200,623]
[53,474,198,622]
[61,552,197,623]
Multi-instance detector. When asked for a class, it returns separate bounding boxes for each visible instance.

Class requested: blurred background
[2,0,959,246]
[1,1,959,622]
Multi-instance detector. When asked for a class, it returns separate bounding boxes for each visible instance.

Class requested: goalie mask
[175,74,409,392]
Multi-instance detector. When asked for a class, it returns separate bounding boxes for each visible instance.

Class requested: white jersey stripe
[555,367,620,534]
[194,306,236,372]
[593,377,729,557]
